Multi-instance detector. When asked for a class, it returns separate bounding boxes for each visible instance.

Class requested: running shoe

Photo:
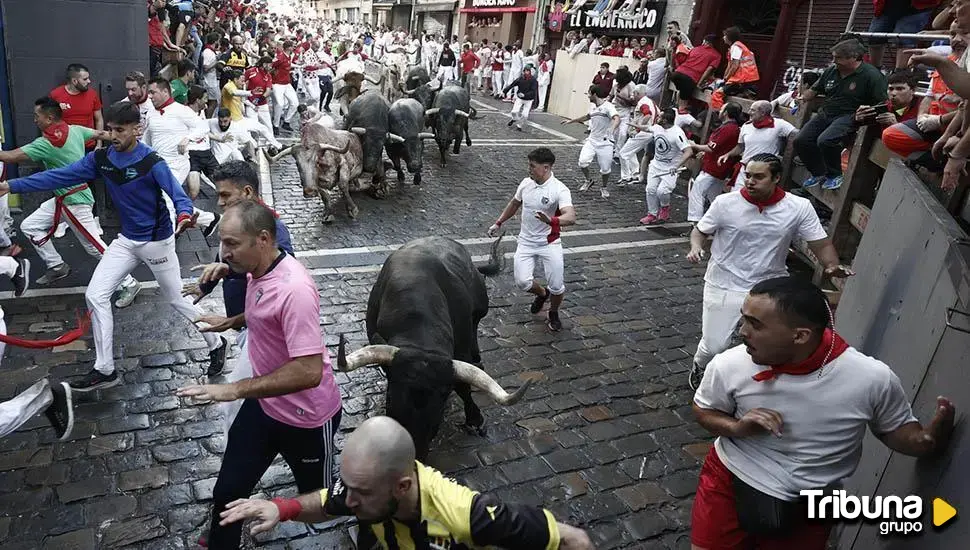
[507,119,515,127]
[207,336,229,376]
[36,262,70,286]
[601,187,610,199]
[822,175,844,190]
[658,205,671,222]
[46,382,74,441]
[801,175,824,189]
[579,180,594,192]
[530,287,549,314]
[547,310,563,332]
[70,369,120,392]
[114,280,142,309]
[202,212,222,238]
[12,258,29,297]
[688,362,705,391]
[54,222,69,239]
[640,214,659,225]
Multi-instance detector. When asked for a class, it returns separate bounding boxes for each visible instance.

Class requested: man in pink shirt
[178,200,341,549]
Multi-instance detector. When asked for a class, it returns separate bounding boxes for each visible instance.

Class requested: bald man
[219,416,594,550]
[717,100,797,192]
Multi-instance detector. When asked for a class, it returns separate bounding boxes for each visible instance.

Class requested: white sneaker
[54,222,68,238]
[579,180,594,192]
[600,188,610,199]
[114,280,142,308]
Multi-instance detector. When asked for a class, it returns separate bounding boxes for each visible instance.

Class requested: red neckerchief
[157,97,176,114]
[540,60,549,72]
[43,121,70,148]
[752,116,775,129]
[740,185,786,213]
[752,328,849,382]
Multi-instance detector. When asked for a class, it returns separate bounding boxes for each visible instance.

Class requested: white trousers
[694,283,748,369]
[537,83,549,110]
[492,71,504,94]
[221,328,252,439]
[614,108,632,157]
[618,131,652,181]
[645,165,678,214]
[304,76,321,106]
[510,98,532,128]
[0,195,11,247]
[272,83,299,127]
[688,172,726,222]
[240,113,282,149]
[514,242,565,295]
[435,65,457,84]
[0,378,50,439]
[86,234,220,374]
[579,140,614,175]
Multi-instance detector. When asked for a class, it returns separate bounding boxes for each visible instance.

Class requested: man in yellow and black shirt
[219,416,594,550]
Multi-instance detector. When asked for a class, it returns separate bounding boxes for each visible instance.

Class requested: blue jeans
[794,113,856,178]
[868,4,933,46]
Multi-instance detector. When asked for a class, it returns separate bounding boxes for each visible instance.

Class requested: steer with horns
[337,234,533,459]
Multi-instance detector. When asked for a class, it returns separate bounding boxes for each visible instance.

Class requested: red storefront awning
[459,7,536,12]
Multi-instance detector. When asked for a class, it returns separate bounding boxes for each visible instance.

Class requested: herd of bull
[268,61,482,223]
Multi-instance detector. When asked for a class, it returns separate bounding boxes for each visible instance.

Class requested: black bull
[344,92,401,198]
[387,98,434,186]
[425,85,481,166]
[337,234,533,459]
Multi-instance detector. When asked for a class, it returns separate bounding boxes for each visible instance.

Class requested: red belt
[31,184,103,254]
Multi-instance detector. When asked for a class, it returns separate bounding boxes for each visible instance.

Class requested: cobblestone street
[0,96,711,549]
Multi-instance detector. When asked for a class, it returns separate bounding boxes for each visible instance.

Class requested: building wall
[319,0,374,22]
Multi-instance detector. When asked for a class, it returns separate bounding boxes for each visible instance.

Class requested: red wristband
[176,213,193,226]
[495,219,503,227]
[272,497,303,522]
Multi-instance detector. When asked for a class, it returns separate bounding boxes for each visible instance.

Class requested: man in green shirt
[170,59,196,105]
[794,38,888,191]
[0,97,141,306]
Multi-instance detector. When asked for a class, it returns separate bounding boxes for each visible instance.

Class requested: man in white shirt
[488,148,577,332]
[642,108,690,225]
[718,100,798,191]
[144,77,203,187]
[691,275,954,550]
[201,33,221,115]
[644,48,668,105]
[686,153,853,389]
[208,108,253,163]
[122,71,156,139]
[618,86,656,185]
[507,45,524,99]
[535,53,553,110]
[562,85,620,198]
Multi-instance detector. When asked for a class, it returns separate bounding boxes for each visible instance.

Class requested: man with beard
[121,71,156,137]
[0,101,227,391]
[690,276,954,550]
[208,109,256,163]
[0,97,141,306]
[49,63,103,149]
[220,33,251,89]
[176,200,338,550]
[685,154,852,390]
[216,416,594,550]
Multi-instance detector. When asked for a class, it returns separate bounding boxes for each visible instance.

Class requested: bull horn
[404,88,417,97]
[319,142,350,154]
[268,146,294,163]
[336,334,399,372]
[418,132,435,140]
[364,73,383,85]
[425,108,440,116]
[455,110,470,118]
[452,360,533,405]
[386,132,405,143]
[350,127,367,135]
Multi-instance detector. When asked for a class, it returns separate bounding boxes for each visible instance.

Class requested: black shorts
[177,9,195,26]
[670,71,698,101]
[189,149,220,176]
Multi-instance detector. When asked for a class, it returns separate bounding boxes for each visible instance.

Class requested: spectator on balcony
[670,35,722,111]
[795,39,887,191]
[869,0,943,69]
[883,25,967,164]
[593,62,615,98]
[722,26,760,98]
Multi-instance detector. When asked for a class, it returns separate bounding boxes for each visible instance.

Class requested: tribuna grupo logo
[801,490,957,536]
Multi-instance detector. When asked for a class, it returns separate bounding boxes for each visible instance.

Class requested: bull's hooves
[347,208,359,219]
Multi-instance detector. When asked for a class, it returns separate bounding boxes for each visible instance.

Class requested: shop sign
[472,0,517,6]
[568,2,667,33]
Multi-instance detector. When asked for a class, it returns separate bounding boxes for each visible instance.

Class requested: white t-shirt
[143,102,203,168]
[588,101,619,143]
[635,96,658,128]
[187,110,212,152]
[648,124,689,171]
[729,43,743,61]
[697,192,828,291]
[121,96,157,140]
[513,174,573,246]
[644,57,668,99]
[694,345,917,500]
[675,112,698,130]
[738,119,798,163]
[202,48,219,89]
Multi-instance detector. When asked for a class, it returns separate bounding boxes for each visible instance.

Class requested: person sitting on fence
[670,35,723,112]
[795,39,888,191]
[771,71,820,114]
[868,0,943,69]
[690,275,955,550]
[855,69,921,128]
[883,25,967,165]
[710,26,761,110]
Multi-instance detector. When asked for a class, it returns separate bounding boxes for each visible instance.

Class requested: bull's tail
[478,232,505,277]
[469,106,483,120]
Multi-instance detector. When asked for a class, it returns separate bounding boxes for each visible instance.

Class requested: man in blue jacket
[503,66,539,131]
[0,101,227,392]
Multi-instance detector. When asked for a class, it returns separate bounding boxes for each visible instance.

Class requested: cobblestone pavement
[0,101,710,549]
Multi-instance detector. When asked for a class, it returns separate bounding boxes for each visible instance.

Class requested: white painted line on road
[0,235,689,300]
[470,99,578,142]
[297,223,692,258]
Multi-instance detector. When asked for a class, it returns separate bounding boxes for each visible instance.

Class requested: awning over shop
[459,7,536,12]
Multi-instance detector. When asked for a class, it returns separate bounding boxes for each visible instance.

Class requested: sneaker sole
[59,382,75,441]
[16,259,30,296]
[71,377,121,393]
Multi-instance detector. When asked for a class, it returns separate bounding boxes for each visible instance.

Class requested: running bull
[425,84,478,166]
[269,122,364,223]
[344,91,402,198]
[387,98,434,186]
[337,234,533,459]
